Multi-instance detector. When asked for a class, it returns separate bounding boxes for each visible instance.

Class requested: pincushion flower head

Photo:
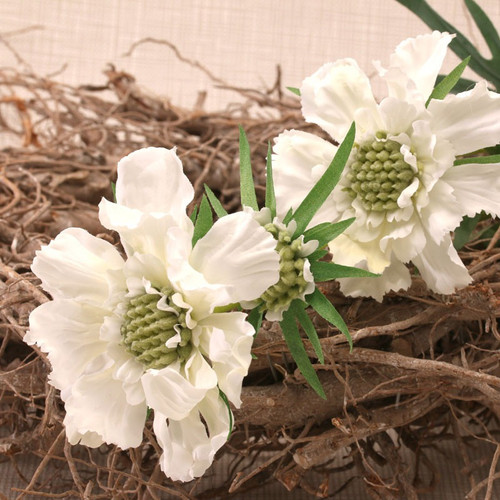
[273,31,500,300]
[25,147,280,482]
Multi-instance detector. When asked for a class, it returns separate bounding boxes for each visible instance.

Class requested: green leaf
[303,218,355,247]
[453,213,483,250]
[239,126,259,211]
[111,182,117,202]
[426,56,471,106]
[247,306,263,336]
[192,195,213,246]
[291,122,355,238]
[218,389,233,439]
[204,184,228,217]
[280,306,326,399]
[287,86,301,96]
[311,261,379,282]
[265,142,277,219]
[290,300,324,364]
[189,204,198,224]
[454,154,500,166]
[307,249,329,263]
[465,0,500,58]
[395,0,500,91]
[307,288,352,349]
[283,207,294,225]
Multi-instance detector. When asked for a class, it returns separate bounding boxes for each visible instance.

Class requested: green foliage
[396,0,500,91]
[218,389,233,439]
[426,56,470,106]
[291,122,356,238]
[287,86,301,96]
[204,184,228,217]
[239,126,259,211]
[192,195,213,246]
[310,261,378,281]
[265,142,277,218]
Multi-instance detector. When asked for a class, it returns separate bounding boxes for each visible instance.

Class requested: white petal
[190,211,280,303]
[123,253,170,294]
[115,147,194,219]
[99,198,193,260]
[26,300,108,390]
[429,81,500,155]
[338,257,412,301]
[141,356,217,420]
[380,31,454,102]
[198,312,254,407]
[330,233,390,274]
[378,97,420,135]
[418,179,462,245]
[64,365,147,449]
[301,59,382,140]
[442,162,500,218]
[154,389,230,482]
[31,228,125,305]
[411,234,471,294]
[272,129,340,225]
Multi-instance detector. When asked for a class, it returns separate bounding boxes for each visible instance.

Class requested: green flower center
[121,288,192,370]
[261,223,309,313]
[344,132,416,212]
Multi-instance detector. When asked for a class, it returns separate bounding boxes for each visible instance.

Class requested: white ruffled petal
[26,300,108,390]
[115,147,194,219]
[272,129,339,224]
[379,31,454,102]
[301,59,382,140]
[141,355,217,420]
[442,162,500,218]
[198,312,254,407]
[154,388,230,482]
[31,228,125,305]
[338,257,412,301]
[411,233,471,294]
[99,198,193,260]
[64,364,147,450]
[190,211,280,303]
[428,81,500,155]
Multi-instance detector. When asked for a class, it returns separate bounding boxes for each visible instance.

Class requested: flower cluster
[273,31,500,300]
[25,30,500,483]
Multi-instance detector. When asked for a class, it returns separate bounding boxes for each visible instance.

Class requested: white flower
[25,147,280,482]
[272,32,500,300]
[242,207,318,321]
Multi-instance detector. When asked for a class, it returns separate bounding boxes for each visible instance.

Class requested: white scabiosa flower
[273,31,500,300]
[243,207,318,321]
[25,147,280,482]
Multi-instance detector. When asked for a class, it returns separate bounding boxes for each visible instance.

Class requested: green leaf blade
[287,86,301,96]
[311,261,379,282]
[239,126,259,211]
[303,218,355,247]
[204,184,228,217]
[454,154,500,166]
[291,122,355,238]
[192,195,213,246]
[290,300,324,364]
[426,56,471,106]
[265,142,277,219]
[280,306,326,399]
[464,0,500,58]
[307,288,352,349]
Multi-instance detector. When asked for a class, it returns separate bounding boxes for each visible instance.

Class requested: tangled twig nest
[1,56,499,499]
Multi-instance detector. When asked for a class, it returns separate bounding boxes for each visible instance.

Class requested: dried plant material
[1,43,499,499]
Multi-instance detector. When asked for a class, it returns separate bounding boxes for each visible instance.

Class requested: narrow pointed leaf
[189,204,198,224]
[204,184,228,217]
[307,288,352,349]
[192,195,213,246]
[307,249,329,263]
[311,261,379,282]
[283,207,294,225]
[465,0,500,58]
[454,154,500,166]
[291,122,355,238]
[247,306,263,335]
[426,56,470,106]
[287,86,301,96]
[303,218,355,247]
[280,307,326,399]
[265,142,277,218]
[290,300,324,363]
[453,213,483,250]
[434,75,476,94]
[239,126,259,211]
[218,389,233,439]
